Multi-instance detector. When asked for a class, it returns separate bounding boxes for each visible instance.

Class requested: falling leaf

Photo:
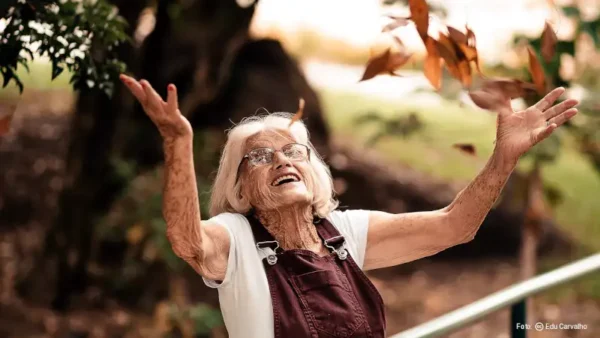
[458,59,472,87]
[541,21,557,63]
[289,98,305,127]
[447,26,467,45]
[481,79,537,99]
[409,0,429,42]
[423,37,442,90]
[0,114,13,136]
[0,104,17,136]
[436,33,459,65]
[447,25,483,76]
[392,35,405,48]
[359,48,412,82]
[469,78,537,112]
[453,143,477,156]
[527,46,546,95]
[383,16,411,32]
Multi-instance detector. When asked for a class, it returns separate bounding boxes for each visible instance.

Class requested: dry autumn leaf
[359,48,412,82]
[541,21,557,63]
[424,37,442,90]
[289,98,305,127]
[382,16,411,32]
[458,59,472,87]
[481,79,537,99]
[409,0,429,42]
[0,104,17,136]
[453,143,477,156]
[527,46,546,95]
[447,26,467,45]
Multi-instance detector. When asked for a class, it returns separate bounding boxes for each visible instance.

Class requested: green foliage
[353,111,423,147]
[0,0,129,96]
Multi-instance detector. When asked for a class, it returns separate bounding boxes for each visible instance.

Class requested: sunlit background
[1,0,599,337]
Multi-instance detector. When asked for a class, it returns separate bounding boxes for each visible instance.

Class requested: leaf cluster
[0,0,129,97]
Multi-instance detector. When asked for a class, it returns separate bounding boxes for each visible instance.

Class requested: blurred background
[1,0,599,337]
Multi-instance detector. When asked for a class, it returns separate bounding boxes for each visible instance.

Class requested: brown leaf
[289,98,305,127]
[0,115,13,136]
[447,26,467,45]
[0,104,16,136]
[453,143,476,156]
[409,0,429,42]
[424,37,442,90]
[383,16,411,32]
[359,48,411,82]
[388,51,413,70]
[469,78,538,111]
[458,59,472,87]
[436,33,459,65]
[527,46,546,95]
[541,21,557,63]
[392,35,405,48]
[481,79,537,99]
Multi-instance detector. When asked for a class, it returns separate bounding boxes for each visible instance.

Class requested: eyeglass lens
[248,144,307,165]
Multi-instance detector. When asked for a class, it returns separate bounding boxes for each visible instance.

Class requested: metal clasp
[256,240,280,265]
[324,235,348,260]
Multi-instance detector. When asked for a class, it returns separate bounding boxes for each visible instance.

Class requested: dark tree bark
[48,0,147,311]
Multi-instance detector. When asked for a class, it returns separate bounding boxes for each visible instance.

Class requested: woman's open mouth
[271,173,301,186]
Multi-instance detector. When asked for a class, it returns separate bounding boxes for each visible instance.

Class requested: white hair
[209,112,339,218]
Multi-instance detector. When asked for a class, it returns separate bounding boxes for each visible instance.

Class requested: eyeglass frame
[234,143,311,183]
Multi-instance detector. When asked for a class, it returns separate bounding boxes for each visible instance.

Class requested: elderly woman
[119,74,578,338]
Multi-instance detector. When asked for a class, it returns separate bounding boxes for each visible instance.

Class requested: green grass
[318,87,600,253]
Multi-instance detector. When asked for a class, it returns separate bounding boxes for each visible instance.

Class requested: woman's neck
[255,205,322,251]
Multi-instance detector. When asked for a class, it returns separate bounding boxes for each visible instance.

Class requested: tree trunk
[47,0,147,311]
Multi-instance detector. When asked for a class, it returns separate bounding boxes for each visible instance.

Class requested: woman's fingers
[532,123,557,144]
[533,87,565,111]
[166,84,179,114]
[543,99,578,120]
[120,74,147,103]
[140,80,165,112]
[548,108,578,127]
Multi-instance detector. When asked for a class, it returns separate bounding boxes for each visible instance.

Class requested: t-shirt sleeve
[201,213,240,289]
[327,209,371,269]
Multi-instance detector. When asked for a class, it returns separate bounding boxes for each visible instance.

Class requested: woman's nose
[272,151,292,169]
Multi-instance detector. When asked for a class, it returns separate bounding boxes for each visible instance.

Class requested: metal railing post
[391,253,600,338]
[510,300,526,338]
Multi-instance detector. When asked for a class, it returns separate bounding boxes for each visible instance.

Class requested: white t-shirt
[202,209,371,338]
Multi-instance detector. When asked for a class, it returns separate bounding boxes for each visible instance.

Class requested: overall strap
[245,213,281,265]
[245,213,275,243]
[315,217,349,261]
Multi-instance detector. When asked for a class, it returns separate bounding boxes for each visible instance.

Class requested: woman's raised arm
[120,75,230,280]
[363,87,578,271]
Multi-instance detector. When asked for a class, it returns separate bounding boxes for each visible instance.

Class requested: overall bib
[246,215,386,338]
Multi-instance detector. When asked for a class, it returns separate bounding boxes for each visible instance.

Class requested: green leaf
[561,6,580,18]
[555,41,575,56]
[581,20,600,50]
[51,63,64,80]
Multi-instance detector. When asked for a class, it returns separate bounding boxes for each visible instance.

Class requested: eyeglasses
[235,143,310,182]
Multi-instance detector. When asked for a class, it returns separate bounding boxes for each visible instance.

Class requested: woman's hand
[486,87,578,161]
[120,74,193,141]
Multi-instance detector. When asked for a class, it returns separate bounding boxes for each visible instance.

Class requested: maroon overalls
[246,214,386,338]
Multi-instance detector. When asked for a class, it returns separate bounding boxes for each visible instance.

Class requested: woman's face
[239,129,314,211]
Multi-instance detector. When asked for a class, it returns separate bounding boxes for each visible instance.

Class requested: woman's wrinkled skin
[239,130,327,255]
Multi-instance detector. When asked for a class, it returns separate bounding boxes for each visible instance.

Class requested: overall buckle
[324,235,348,260]
[256,240,280,265]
